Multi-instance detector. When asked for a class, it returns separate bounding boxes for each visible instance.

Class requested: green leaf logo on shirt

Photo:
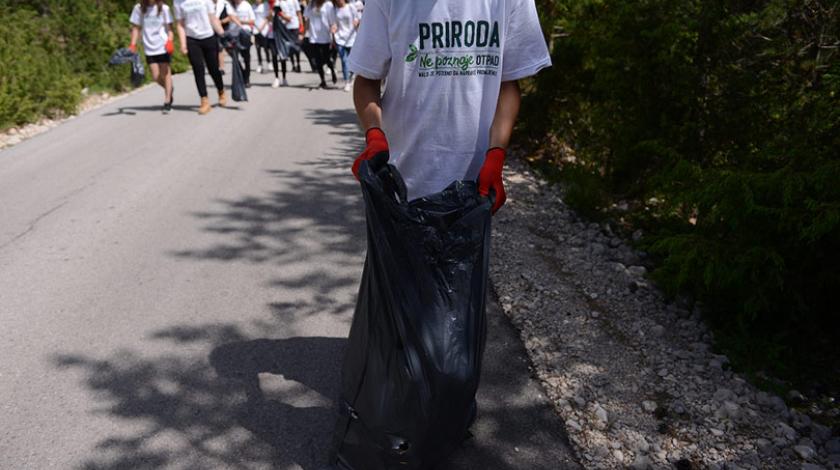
[405,44,418,63]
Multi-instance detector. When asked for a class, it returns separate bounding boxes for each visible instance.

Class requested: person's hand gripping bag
[332,153,493,470]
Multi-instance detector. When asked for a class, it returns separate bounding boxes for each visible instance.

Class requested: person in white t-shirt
[333,0,359,92]
[232,0,256,86]
[349,0,551,212]
[214,0,239,75]
[174,0,226,114]
[129,0,175,113]
[277,0,304,73]
[303,0,338,89]
[253,0,270,74]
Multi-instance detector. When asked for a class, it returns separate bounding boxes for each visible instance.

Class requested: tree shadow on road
[168,107,367,323]
[54,324,345,469]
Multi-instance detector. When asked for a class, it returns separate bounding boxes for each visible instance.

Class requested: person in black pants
[175,0,227,114]
[303,0,337,88]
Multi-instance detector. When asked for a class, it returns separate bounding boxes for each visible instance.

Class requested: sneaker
[282,79,289,87]
[343,82,352,92]
[272,78,281,88]
[319,81,329,89]
[294,65,301,73]
[331,69,338,84]
[256,65,263,74]
[245,82,252,88]
[163,102,172,114]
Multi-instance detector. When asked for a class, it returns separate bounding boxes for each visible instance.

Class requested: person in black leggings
[175,0,227,114]
[303,0,337,88]
[188,37,226,103]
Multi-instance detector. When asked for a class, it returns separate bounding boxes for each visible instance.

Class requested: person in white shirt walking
[174,0,227,114]
[277,0,305,73]
[349,0,552,212]
[303,0,338,89]
[129,0,175,113]
[332,0,359,92]
[232,0,256,86]
[214,0,238,75]
[253,0,270,74]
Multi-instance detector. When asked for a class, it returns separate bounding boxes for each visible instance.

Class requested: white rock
[630,454,651,470]
[642,400,657,413]
[793,445,816,461]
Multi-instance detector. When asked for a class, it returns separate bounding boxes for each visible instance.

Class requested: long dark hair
[140,0,164,16]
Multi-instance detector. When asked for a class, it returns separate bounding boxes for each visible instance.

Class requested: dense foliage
[0,0,188,129]
[521,0,840,386]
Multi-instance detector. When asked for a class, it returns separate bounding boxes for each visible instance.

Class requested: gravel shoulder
[490,156,840,469]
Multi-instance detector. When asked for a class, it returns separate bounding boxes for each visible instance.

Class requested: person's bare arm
[354,76,383,131]
[130,25,141,50]
[488,80,521,149]
[177,20,188,54]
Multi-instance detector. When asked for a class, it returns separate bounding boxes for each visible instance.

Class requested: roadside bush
[521,0,840,385]
[0,0,190,130]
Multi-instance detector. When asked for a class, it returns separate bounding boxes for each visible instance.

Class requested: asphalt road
[0,62,577,469]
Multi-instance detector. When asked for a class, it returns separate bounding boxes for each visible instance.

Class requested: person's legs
[269,39,280,87]
[327,45,338,84]
[149,62,162,86]
[287,29,301,71]
[201,37,225,94]
[187,38,208,98]
[241,46,251,85]
[159,62,173,103]
[314,43,328,86]
[280,59,287,81]
[338,46,350,82]
[255,35,264,67]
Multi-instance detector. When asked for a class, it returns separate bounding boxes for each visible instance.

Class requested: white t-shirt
[334,4,359,47]
[253,2,269,35]
[130,4,173,56]
[215,0,233,18]
[234,0,256,32]
[174,0,216,39]
[303,1,336,44]
[348,0,551,200]
[277,0,302,30]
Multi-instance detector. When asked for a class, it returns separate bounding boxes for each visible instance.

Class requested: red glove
[478,147,506,214]
[165,39,174,55]
[353,128,389,179]
[128,43,137,53]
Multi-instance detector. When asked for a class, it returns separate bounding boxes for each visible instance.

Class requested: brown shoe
[218,90,227,107]
[198,96,211,115]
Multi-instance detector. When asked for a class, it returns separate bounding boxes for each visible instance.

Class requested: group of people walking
[128,0,363,114]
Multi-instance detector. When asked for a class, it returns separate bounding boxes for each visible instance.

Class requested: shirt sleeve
[164,6,173,24]
[501,0,552,81]
[129,4,142,26]
[303,2,311,19]
[347,0,390,79]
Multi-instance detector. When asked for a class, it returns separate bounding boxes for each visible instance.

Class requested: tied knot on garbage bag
[108,48,145,88]
[331,154,493,470]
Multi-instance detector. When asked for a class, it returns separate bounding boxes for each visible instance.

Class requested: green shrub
[0,0,191,129]
[522,0,840,385]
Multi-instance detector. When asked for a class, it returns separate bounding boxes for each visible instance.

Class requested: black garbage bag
[272,15,300,61]
[332,154,492,470]
[108,48,145,87]
[228,47,248,102]
[221,29,248,102]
